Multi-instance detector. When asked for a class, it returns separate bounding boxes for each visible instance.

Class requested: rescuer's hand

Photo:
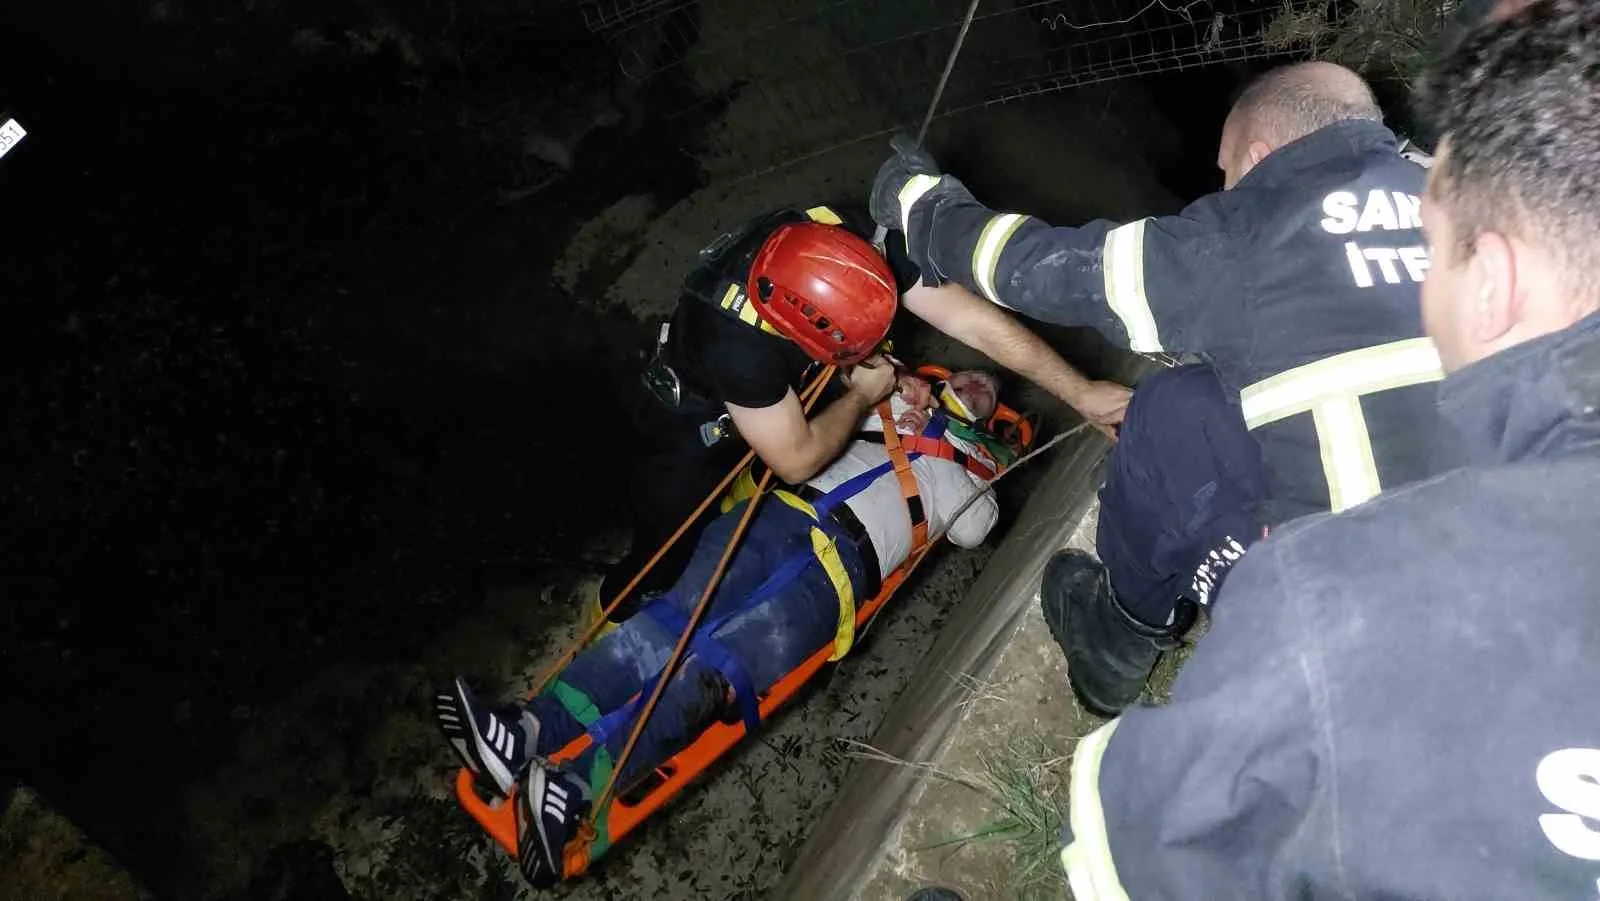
[869,133,942,232]
[842,354,899,405]
[1072,380,1133,441]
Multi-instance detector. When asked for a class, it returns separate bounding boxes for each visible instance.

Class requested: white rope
[929,421,1086,547]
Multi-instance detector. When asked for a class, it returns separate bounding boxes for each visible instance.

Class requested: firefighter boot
[1040,550,1195,718]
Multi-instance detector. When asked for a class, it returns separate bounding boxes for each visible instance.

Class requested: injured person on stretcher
[436,368,1007,887]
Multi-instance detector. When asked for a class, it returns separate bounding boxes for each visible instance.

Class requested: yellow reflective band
[1239,338,1443,429]
[1240,337,1443,512]
[721,282,784,337]
[1102,219,1164,353]
[772,490,858,660]
[1061,717,1131,901]
[972,213,1027,309]
[1314,395,1381,511]
[897,174,942,237]
[805,205,844,225]
[737,297,760,328]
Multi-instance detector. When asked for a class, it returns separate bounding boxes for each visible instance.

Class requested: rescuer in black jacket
[611,205,1132,626]
[871,62,1452,714]
[1062,5,1600,896]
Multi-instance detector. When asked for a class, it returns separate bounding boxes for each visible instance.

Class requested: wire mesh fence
[568,0,1333,180]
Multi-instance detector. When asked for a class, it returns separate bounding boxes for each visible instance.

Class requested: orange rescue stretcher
[454,363,1036,879]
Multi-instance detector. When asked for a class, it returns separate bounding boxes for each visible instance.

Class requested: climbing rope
[575,364,839,830]
[871,0,984,249]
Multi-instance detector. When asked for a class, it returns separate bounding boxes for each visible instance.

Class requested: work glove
[869,133,941,233]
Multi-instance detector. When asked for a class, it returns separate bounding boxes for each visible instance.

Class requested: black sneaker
[1039,550,1193,718]
[434,676,537,797]
[906,890,967,901]
[515,765,592,888]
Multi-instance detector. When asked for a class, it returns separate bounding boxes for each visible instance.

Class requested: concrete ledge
[775,430,1110,901]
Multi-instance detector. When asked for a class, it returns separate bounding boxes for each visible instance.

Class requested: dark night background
[0,0,1295,897]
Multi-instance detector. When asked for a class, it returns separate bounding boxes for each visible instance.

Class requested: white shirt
[803,396,999,577]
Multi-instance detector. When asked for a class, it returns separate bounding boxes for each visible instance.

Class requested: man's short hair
[1232,62,1382,147]
[1424,0,1600,307]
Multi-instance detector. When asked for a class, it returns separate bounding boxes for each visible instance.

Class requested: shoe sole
[434,678,517,797]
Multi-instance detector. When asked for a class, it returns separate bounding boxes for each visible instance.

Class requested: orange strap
[896,433,997,480]
[876,402,930,552]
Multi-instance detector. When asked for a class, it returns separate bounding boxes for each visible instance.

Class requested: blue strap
[585,598,766,742]
[922,410,949,439]
[583,474,910,747]
[810,452,921,519]
[689,631,760,732]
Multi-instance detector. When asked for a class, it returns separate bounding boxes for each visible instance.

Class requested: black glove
[869,132,942,232]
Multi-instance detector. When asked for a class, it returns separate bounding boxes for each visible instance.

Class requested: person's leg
[1097,363,1266,622]
[603,401,748,620]
[512,502,859,887]
[538,500,816,773]
[566,510,861,787]
[511,656,726,888]
[710,533,865,690]
[1044,364,1266,716]
[524,499,803,751]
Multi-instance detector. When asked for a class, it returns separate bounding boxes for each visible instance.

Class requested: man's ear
[1469,230,1519,344]
[1247,140,1273,166]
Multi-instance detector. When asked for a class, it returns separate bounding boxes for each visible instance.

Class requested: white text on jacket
[1320,189,1430,287]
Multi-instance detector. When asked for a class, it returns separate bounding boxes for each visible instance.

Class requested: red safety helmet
[747,222,897,365]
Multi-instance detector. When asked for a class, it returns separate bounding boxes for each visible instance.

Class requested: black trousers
[606,389,748,619]
[1096,365,1268,624]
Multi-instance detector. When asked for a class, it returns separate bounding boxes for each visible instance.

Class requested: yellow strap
[1240,337,1443,511]
[772,490,858,660]
[805,205,844,225]
[719,283,784,337]
[1060,718,1132,901]
[720,465,760,514]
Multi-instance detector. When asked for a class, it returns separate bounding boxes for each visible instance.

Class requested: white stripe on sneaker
[548,782,567,802]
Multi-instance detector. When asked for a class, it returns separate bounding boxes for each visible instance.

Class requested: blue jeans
[524,498,867,790]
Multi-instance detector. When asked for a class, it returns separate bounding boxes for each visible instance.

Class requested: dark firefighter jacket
[892,120,1451,523]
[1060,311,1600,900]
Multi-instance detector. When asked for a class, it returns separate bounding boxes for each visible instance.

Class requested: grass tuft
[846,730,1081,901]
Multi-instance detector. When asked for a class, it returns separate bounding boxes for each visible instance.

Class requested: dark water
[0,5,716,895]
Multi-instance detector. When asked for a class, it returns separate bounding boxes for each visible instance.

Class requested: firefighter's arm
[728,357,895,484]
[1060,540,1327,899]
[872,144,1242,355]
[902,282,1131,435]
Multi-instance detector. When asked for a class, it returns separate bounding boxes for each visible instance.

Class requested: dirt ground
[857,501,1104,901]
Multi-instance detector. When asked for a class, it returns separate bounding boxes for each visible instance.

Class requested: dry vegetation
[0,789,148,901]
[1263,0,1457,86]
